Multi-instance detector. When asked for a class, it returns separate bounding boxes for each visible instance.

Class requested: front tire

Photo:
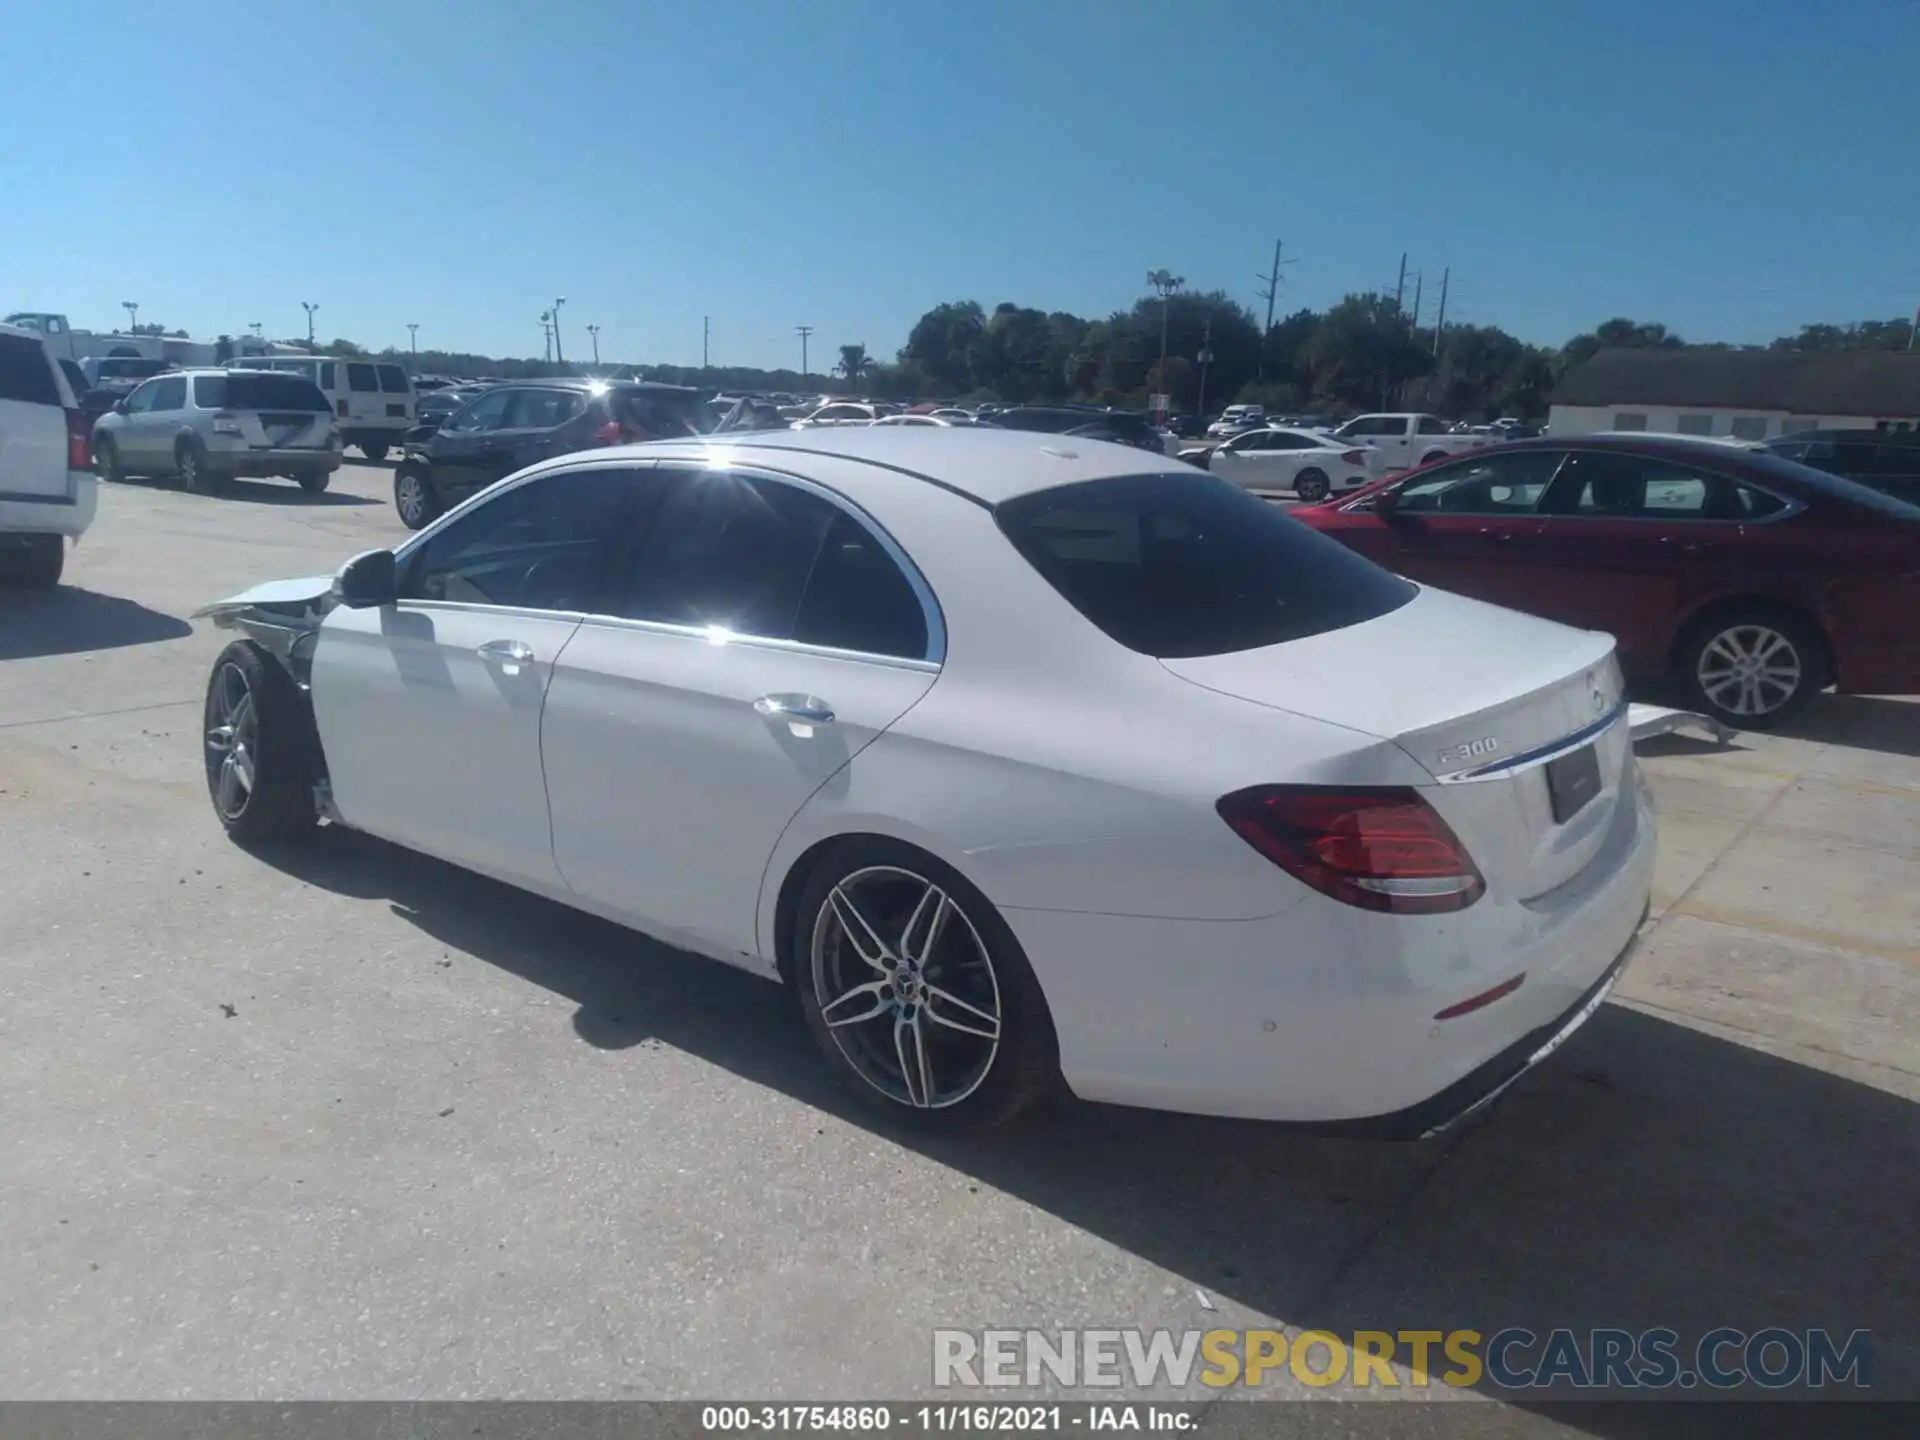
[393,465,442,530]
[360,440,390,463]
[178,438,223,494]
[296,468,331,494]
[791,838,1059,1132]
[0,534,64,588]
[95,434,124,484]
[1294,468,1330,502]
[203,641,318,842]
[1679,607,1824,730]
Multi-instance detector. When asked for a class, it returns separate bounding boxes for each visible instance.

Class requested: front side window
[347,362,379,393]
[377,364,411,394]
[996,473,1415,659]
[149,376,187,412]
[401,469,634,611]
[1393,449,1565,515]
[122,379,159,414]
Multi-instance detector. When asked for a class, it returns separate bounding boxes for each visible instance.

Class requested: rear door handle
[477,639,535,674]
[754,693,835,725]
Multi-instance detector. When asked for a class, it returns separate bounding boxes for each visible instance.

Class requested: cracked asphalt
[2,461,1915,1423]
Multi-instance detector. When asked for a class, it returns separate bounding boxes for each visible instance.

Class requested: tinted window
[446,389,512,433]
[195,373,330,411]
[319,362,336,389]
[347,363,379,392]
[1553,453,1717,518]
[0,333,60,405]
[401,469,632,610]
[1395,450,1564,514]
[149,376,187,412]
[614,388,718,439]
[59,359,87,396]
[1267,431,1316,450]
[1741,450,1920,523]
[504,388,585,429]
[616,471,836,639]
[995,473,1416,660]
[792,511,931,659]
[1733,483,1788,520]
[122,380,159,414]
[1416,416,1451,435]
[377,364,410,394]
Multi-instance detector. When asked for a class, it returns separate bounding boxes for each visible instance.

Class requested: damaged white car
[195,427,1654,1134]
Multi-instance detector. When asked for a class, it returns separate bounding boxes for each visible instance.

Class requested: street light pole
[703,315,711,369]
[586,324,600,364]
[539,312,552,365]
[796,325,813,384]
[406,323,419,368]
[1196,318,1215,420]
[122,300,138,332]
[550,297,566,366]
[301,302,318,345]
[1146,270,1184,419]
[249,322,263,339]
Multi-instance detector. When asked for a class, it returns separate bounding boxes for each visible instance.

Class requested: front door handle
[754,693,835,725]
[477,639,535,674]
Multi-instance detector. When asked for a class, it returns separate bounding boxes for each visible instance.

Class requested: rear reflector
[1434,973,1526,1020]
[1216,785,1486,915]
[65,408,91,470]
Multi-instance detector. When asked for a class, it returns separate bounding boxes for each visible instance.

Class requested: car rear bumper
[1001,778,1656,1127]
[206,445,342,477]
[0,471,98,538]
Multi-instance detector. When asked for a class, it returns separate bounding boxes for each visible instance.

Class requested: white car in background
[0,321,97,587]
[1189,427,1378,501]
[192,427,1652,1135]
[1206,403,1267,439]
[793,401,886,428]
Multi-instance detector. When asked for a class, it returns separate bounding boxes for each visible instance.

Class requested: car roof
[611,421,1178,504]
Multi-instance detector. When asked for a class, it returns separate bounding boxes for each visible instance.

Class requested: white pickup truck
[1331,412,1493,472]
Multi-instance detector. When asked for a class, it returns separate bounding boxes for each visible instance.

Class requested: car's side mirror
[112,399,129,415]
[336,548,398,609]
[1373,487,1402,517]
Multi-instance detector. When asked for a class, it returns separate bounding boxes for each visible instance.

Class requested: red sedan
[1290,434,1920,728]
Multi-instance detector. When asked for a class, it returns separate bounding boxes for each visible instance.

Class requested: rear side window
[996,473,1416,659]
[505,389,585,429]
[347,363,379,392]
[0,333,61,405]
[196,373,330,411]
[614,388,718,439]
[792,511,930,660]
[377,364,411,394]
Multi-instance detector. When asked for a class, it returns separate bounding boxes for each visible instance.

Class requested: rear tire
[360,441,389,463]
[1294,468,1330,502]
[203,641,318,843]
[296,468,331,494]
[393,465,442,530]
[178,438,222,494]
[1678,605,1825,731]
[790,838,1060,1132]
[0,534,64,589]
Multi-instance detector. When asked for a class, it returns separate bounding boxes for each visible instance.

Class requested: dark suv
[392,379,717,529]
[989,405,1167,454]
[1766,429,1920,503]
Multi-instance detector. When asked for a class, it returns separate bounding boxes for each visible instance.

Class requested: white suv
[0,322,96,587]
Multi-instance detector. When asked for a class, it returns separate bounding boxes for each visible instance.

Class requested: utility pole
[1394,253,1407,313]
[1409,272,1423,335]
[586,324,600,364]
[1147,269,1185,414]
[406,323,419,366]
[550,297,566,366]
[122,300,138,332]
[703,315,711,369]
[301,301,318,345]
[540,312,552,364]
[796,325,813,383]
[1196,317,1216,421]
[1432,267,1450,357]
[1252,239,1295,378]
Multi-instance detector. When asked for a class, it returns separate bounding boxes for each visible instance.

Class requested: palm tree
[835,343,872,393]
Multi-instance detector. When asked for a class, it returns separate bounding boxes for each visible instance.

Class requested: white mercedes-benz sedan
[193,426,1654,1135]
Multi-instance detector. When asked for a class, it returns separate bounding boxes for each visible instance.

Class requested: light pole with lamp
[122,300,139,332]
[1146,270,1184,421]
[1195,319,1216,421]
[550,296,566,366]
[406,323,418,367]
[301,302,318,345]
[586,324,600,365]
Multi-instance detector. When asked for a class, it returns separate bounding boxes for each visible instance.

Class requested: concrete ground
[2,460,1915,1422]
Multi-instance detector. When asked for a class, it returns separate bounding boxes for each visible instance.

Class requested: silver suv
[92,368,342,494]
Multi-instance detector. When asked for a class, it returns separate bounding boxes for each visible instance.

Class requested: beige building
[1547,348,1920,440]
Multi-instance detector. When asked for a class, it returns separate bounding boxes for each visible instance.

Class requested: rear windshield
[614,387,719,438]
[194,373,331,412]
[377,364,411,394]
[0,333,61,405]
[98,357,170,381]
[996,473,1416,658]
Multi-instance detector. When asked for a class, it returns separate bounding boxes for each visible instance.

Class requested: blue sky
[5,0,1915,369]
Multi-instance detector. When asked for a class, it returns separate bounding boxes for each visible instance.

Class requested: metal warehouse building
[1547,347,1920,440]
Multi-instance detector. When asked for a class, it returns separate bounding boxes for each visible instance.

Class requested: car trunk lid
[1162,585,1630,902]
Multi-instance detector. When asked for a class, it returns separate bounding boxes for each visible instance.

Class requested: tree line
[288,297,1920,422]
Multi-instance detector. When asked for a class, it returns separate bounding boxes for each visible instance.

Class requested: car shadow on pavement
[214,479,380,507]
[1770,694,1920,759]
[0,586,193,660]
[253,825,1919,1420]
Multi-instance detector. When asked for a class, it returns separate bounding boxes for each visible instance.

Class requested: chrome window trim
[1551,448,1807,526]
[1431,700,1630,784]
[391,454,948,668]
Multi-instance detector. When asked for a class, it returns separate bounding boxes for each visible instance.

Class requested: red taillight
[590,419,624,446]
[1216,785,1485,915]
[1341,449,1367,465]
[66,408,91,470]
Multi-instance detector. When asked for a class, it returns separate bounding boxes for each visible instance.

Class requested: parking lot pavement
[3,461,1916,1410]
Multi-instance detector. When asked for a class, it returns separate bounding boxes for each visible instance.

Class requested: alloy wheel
[810,865,1002,1110]
[396,472,428,527]
[204,662,257,820]
[1696,623,1802,718]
